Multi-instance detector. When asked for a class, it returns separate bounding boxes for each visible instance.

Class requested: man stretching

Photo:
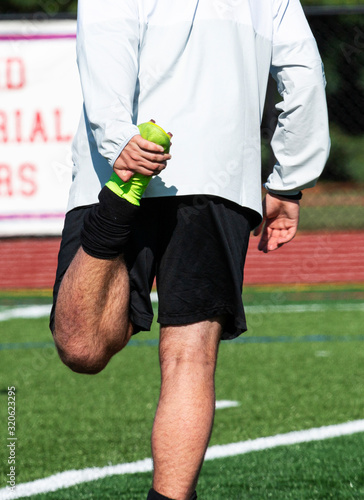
[50,1,330,498]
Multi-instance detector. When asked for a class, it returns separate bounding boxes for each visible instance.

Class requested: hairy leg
[151,318,222,500]
[53,248,133,374]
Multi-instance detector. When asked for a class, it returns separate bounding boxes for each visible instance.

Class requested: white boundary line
[1,420,363,499]
[215,400,240,410]
[1,301,364,322]
[0,305,51,322]
[205,419,364,460]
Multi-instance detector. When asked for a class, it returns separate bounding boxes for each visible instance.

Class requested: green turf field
[0,285,363,499]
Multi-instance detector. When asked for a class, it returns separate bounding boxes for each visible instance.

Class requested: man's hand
[114,123,172,182]
[254,192,300,253]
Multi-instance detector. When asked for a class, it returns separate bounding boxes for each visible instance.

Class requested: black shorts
[50,195,257,340]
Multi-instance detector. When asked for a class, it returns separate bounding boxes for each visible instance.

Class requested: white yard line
[1,301,364,322]
[1,420,363,499]
[204,419,364,460]
[0,305,51,322]
[215,400,240,410]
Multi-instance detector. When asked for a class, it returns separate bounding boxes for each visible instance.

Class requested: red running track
[0,231,363,289]
[245,231,364,285]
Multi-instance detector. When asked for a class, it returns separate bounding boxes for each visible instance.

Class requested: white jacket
[70,0,330,218]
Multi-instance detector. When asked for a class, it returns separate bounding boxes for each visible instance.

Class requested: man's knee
[160,339,215,367]
[52,323,129,374]
[53,336,110,374]
[52,315,132,374]
[159,320,222,373]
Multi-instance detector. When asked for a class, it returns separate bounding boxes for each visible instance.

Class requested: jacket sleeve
[265,0,330,195]
[76,0,140,167]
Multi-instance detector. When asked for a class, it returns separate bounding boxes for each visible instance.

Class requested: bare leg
[151,318,222,500]
[53,248,133,374]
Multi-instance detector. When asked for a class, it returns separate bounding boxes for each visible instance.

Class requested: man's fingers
[131,136,171,165]
[113,132,172,180]
[253,221,263,237]
[136,150,171,164]
[133,135,166,154]
[115,162,167,179]
[115,144,170,175]
[258,225,297,253]
[276,227,296,247]
[257,227,270,252]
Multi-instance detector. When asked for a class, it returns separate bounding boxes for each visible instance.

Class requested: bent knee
[60,347,109,374]
[53,336,110,375]
[52,321,131,374]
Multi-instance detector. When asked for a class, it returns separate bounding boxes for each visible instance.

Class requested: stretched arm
[254,193,300,253]
[77,2,173,182]
[77,0,140,165]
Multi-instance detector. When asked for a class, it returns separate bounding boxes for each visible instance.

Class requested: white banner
[0,19,82,236]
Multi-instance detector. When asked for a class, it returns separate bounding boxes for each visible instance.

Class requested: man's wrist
[267,191,302,201]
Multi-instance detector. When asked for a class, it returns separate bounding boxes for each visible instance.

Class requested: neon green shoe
[137,121,171,154]
[106,121,171,206]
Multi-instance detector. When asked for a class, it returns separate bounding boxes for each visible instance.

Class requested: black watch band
[270,191,302,200]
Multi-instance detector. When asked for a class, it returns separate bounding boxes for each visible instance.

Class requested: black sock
[147,489,173,500]
[147,488,197,500]
[81,186,140,260]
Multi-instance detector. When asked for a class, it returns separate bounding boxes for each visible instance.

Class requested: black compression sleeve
[81,186,140,260]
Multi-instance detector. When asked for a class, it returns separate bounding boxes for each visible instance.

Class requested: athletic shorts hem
[158,306,247,341]
[129,312,153,335]
[158,302,236,319]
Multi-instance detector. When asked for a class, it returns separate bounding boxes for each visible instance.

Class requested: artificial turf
[21,434,364,499]
[0,285,363,498]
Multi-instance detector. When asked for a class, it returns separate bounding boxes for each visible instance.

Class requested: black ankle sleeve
[147,489,174,500]
[81,186,140,260]
[147,489,197,500]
